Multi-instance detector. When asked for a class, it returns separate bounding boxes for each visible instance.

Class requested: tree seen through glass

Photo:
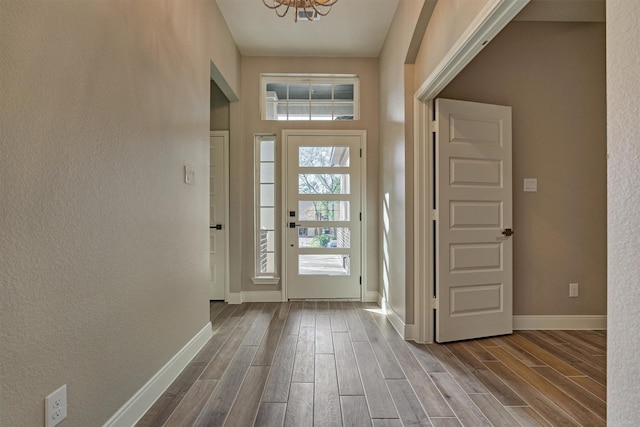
[297,146,350,248]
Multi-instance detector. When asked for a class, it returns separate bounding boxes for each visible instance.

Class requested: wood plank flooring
[137,302,606,426]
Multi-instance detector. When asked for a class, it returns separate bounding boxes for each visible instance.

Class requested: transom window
[261,74,359,121]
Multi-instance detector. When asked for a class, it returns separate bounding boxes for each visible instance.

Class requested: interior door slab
[436,98,513,343]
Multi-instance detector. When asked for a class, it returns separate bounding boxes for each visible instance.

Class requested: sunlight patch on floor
[364,307,387,315]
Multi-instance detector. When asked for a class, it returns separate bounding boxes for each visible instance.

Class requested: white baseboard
[226,291,283,304]
[376,293,415,340]
[230,290,375,303]
[364,290,379,303]
[226,292,242,304]
[513,315,607,330]
[242,290,283,302]
[403,323,417,341]
[103,322,213,427]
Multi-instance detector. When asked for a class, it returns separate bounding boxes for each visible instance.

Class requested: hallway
[137,302,606,426]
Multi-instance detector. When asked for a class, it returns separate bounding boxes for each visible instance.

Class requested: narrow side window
[253,135,279,284]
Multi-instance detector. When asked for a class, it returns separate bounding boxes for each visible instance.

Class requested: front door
[284,130,364,300]
[209,131,228,300]
[435,98,513,342]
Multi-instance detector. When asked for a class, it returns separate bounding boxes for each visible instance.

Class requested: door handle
[210,224,223,230]
[502,228,513,237]
[289,222,301,228]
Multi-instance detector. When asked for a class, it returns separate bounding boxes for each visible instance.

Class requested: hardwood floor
[136,302,606,426]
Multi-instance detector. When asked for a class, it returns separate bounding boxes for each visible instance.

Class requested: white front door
[284,130,364,300]
[209,131,229,300]
[435,98,513,343]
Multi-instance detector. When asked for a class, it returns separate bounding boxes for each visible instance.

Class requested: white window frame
[253,134,280,285]
[260,74,360,121]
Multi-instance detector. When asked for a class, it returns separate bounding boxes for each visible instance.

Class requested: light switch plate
[524,178,537,192]
[184,166,195,185]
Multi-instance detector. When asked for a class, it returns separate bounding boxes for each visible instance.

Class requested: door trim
[414,0,530,101]
[210,130,230,302]
[281,129,367,302]
[412,97,435,343]
[412,0,529,343]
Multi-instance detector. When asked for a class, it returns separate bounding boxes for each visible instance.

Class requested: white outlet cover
[45,384,67,427]
[569,283,579,298]
[524,178,537,192]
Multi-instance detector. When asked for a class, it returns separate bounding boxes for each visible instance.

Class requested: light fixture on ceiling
[262,0,338,22]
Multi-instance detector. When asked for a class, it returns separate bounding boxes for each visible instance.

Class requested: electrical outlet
[569,283,579,298]
[45,385,67,427]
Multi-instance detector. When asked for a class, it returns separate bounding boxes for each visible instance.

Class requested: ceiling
[215,0,399,57]
[215,0,605,58]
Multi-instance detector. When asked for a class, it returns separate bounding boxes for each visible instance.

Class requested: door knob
[502,228,513,237]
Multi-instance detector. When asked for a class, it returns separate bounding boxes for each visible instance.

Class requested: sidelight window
[253,135,279,284]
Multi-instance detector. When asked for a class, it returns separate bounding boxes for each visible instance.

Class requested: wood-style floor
[137,302,606,426]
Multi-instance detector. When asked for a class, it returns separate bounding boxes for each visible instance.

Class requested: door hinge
[431,297,439,310]
[359,276,362,285]
[359,148,362,158]
[359,212,362,221]
[431,209,439,221]
[429,120,438,133]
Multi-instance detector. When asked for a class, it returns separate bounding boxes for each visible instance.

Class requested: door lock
[502,228,513,237]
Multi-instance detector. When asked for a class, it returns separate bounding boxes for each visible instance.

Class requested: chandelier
[262,0,338,22]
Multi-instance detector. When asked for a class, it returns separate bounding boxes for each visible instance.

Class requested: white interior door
[436,98,513,343]
[284,131,364,300]
[209,131,229,300]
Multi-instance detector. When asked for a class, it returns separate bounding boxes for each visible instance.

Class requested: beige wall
[235,56,380,295]
[210,81,230,130]
[0,1,240,425]
[438,21,607,316]
[414,0,492,86]
[378,0,426,323]
[607,0,640,422]
[386,0,607,325]
[379,0,493,324]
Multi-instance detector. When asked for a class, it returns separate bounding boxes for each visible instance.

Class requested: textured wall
[606,0,640,423]
[439,21,607,316]
[0,1,239,425]
[237,56,380,295]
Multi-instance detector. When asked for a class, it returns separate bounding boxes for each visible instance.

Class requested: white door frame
[281,129,367,302]
[412,0,528,343]
[210,130,230,302]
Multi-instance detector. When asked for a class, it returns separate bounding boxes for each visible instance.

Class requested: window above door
[261,74,359,121]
